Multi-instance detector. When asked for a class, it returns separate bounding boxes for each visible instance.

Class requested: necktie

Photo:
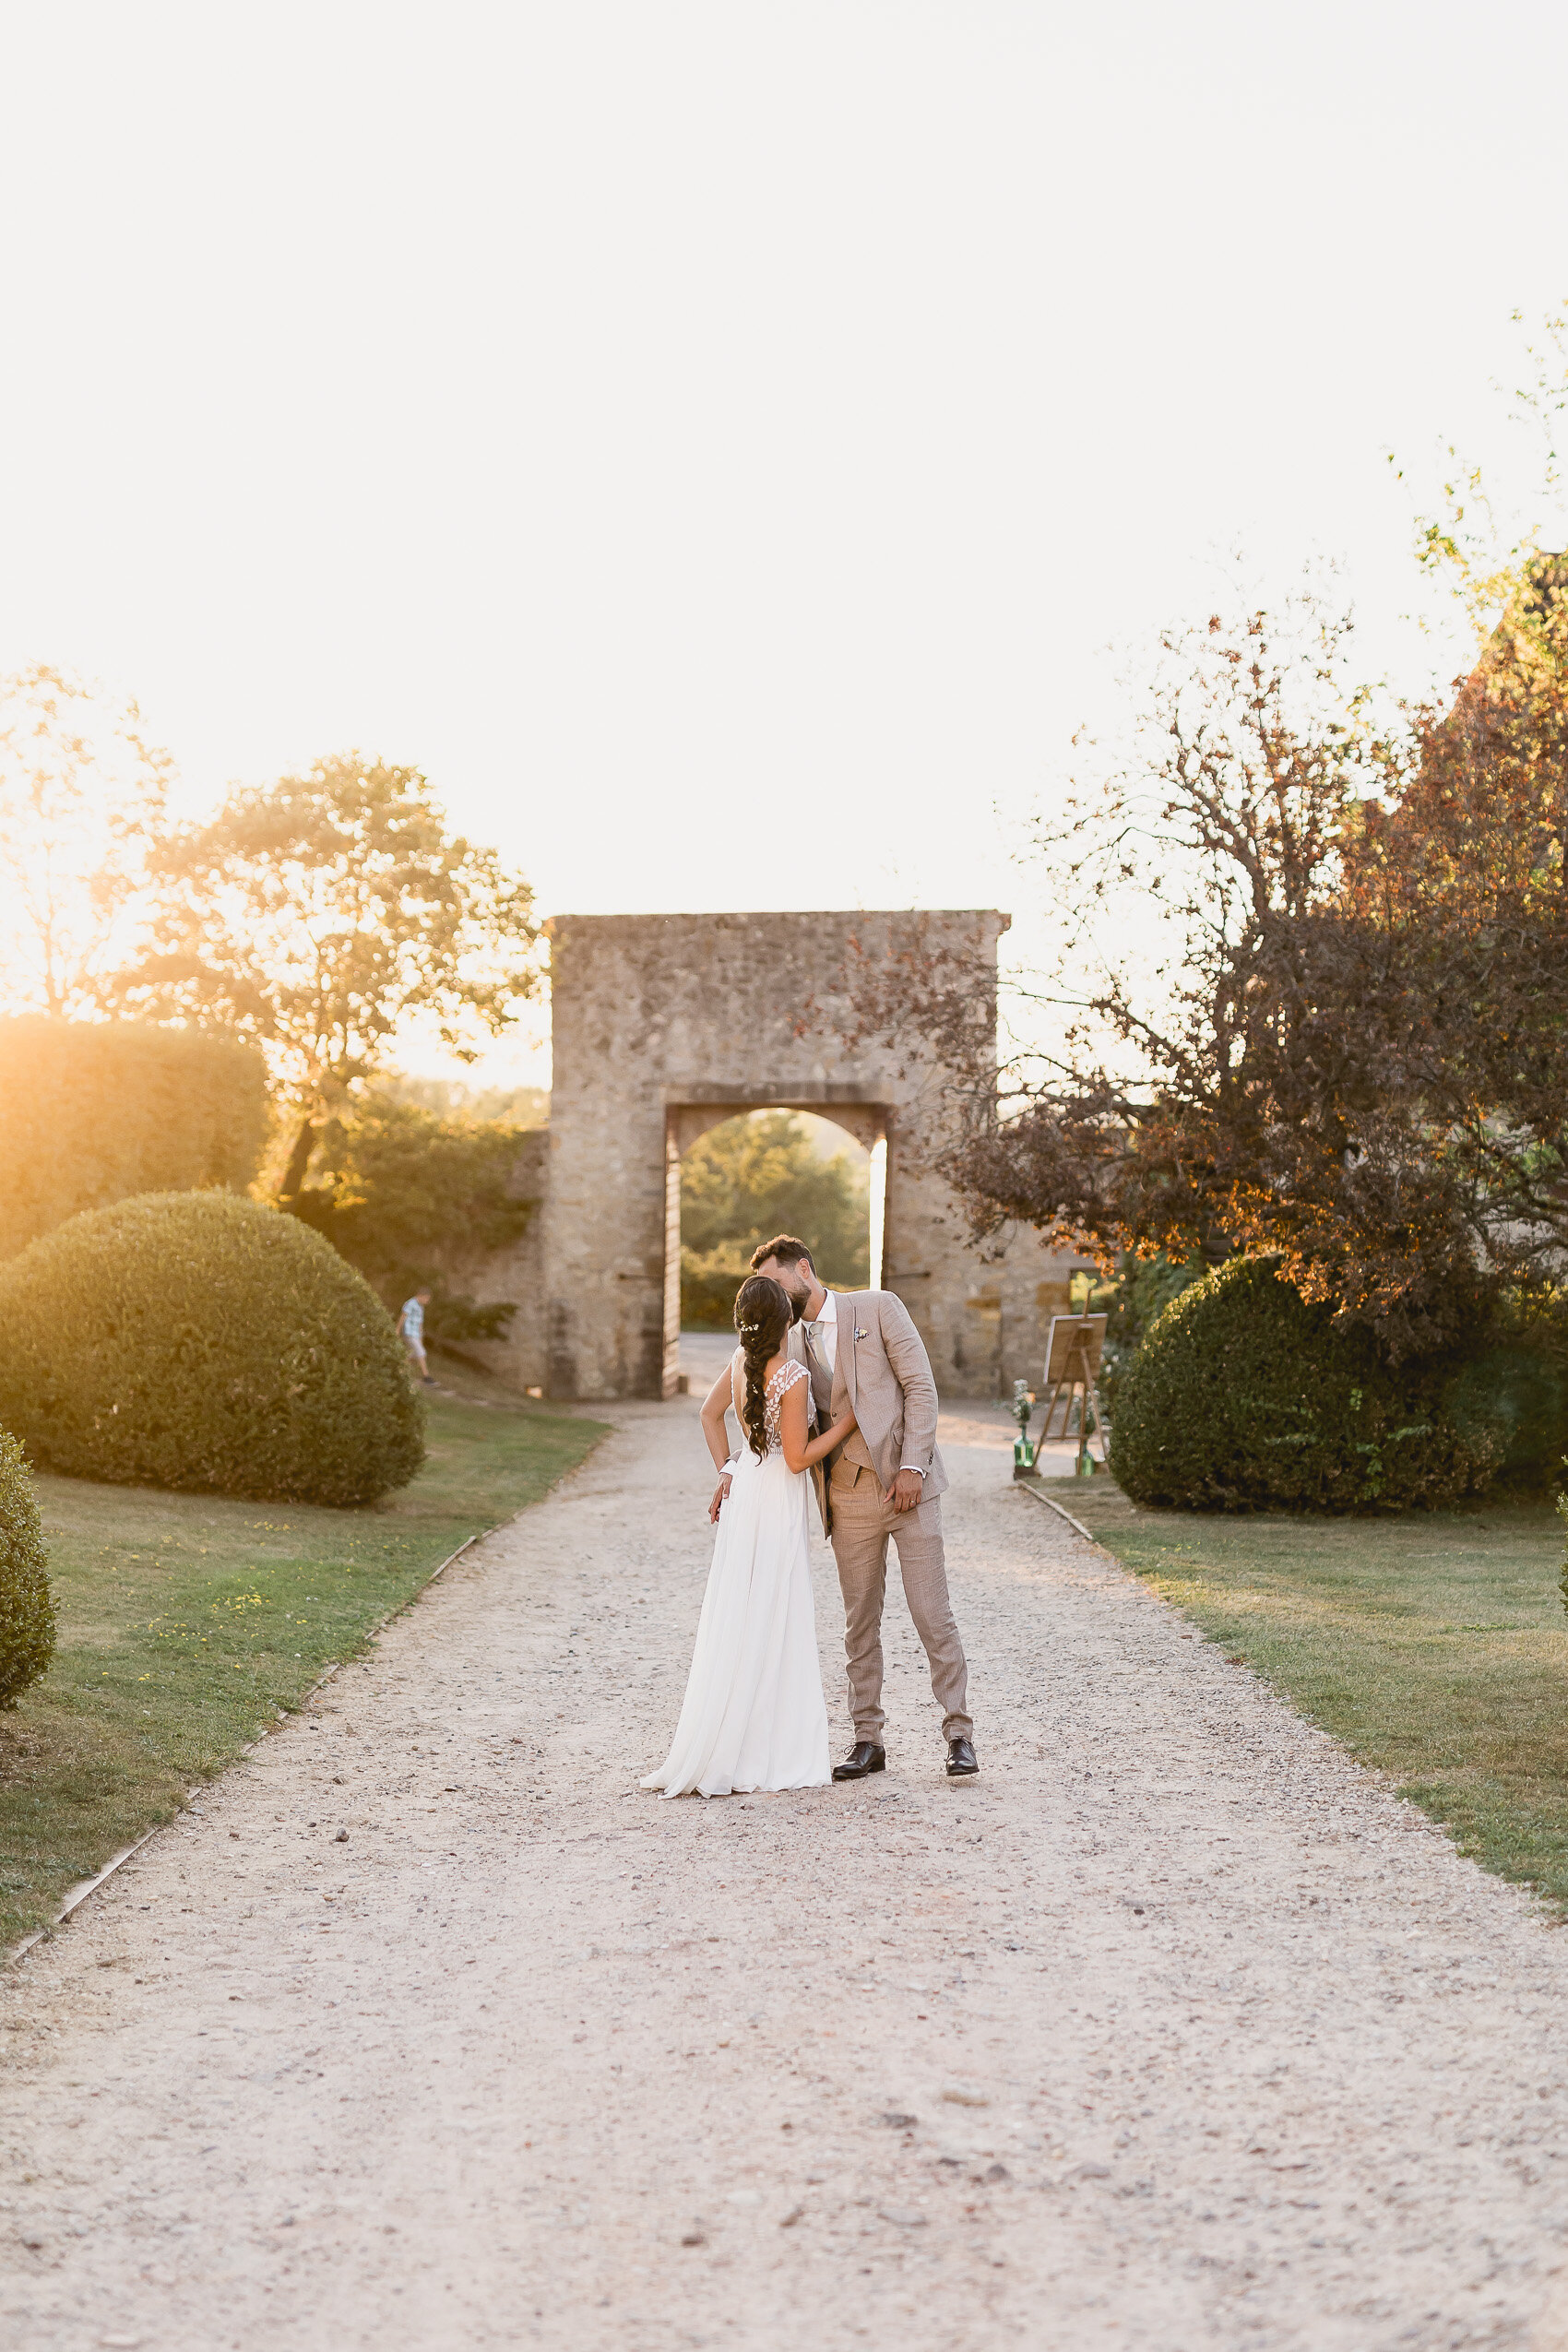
[802,1323,832,1416]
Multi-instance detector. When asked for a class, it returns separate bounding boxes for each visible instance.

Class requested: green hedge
[0,1017,268,1262]
[1109,1256,1506,1512]
[0,1193,424,1506]
[0,1429,54,1709]
[1445,1346,1566,1492]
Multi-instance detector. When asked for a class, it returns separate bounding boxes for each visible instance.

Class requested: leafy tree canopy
[113,752,538,1197]
[682,1111,870,1289]
[290,1093,534,1344]
[861,308,1568,1361]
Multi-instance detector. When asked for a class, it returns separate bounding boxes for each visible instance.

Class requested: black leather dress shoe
[946,1737,979,1778]
[833,1741,886,1781]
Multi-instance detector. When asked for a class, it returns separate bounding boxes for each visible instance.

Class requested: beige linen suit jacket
[788,1289,949,1538]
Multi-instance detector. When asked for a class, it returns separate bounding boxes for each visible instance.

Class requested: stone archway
[663,1095,887,1397]
[523,908,1092,1401]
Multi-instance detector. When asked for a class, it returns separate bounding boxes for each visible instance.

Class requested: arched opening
[668,1106,886,1397]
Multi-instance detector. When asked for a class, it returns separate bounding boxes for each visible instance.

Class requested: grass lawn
[1051,1475,1568,1906]
[1,1391,608,1950]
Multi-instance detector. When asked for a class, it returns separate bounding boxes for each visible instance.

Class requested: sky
[3,2,1567,1084]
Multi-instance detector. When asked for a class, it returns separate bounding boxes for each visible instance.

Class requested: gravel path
[6,1401,1568,2351]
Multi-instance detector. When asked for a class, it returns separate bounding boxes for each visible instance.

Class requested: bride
[642,1273,858,1798]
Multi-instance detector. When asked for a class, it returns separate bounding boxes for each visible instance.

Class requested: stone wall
[469,909,1098,1402]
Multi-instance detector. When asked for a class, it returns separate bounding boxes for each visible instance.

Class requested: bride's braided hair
[733,1274,792,1460]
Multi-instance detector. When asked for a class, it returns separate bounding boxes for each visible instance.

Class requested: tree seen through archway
[681,1111,869,1328]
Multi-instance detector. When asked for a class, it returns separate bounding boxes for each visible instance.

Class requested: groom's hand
[708,1474,732,1524]
[887,1469,923,1515]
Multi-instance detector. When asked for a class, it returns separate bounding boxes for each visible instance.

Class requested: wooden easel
[1040,1313,1109,1476]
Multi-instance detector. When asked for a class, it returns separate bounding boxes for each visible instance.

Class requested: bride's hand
[793,1394,857,1473]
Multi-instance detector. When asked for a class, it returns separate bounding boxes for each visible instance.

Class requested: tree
[886,594,1409,1301]
[114,753,539,1198]
[1336,560,1568,1312]
[853,307,1568,1362]
[1396,301,1568,646]
[681,1112,869,1324]
[870,564,1568,1364]
[289,1092,534,1340]
[865,582,1564,1358]
[0,662,170,1016]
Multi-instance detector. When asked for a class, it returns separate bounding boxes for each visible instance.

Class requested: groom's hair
[750,1235,814,1274]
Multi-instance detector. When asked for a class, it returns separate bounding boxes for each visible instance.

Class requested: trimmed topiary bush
[1108,1255,1505,1512]
[0,1428,54,1708]
[0,1194,424,1506]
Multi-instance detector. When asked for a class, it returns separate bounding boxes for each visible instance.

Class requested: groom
[750,1235,978,1782]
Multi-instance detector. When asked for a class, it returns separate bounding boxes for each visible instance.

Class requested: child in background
[399,1288,434,1384]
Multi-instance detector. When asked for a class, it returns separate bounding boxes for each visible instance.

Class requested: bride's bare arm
[778,1379,856,1475]
[700,1357,742,1521]
[700,1360,738,1474]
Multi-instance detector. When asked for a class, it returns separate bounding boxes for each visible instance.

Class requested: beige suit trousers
[828,1460,971,1744]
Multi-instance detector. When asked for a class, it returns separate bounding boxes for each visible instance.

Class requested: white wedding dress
[642,1357,830,1798]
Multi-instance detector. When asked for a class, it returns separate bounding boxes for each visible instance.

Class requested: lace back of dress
[732,1357,806,1456]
